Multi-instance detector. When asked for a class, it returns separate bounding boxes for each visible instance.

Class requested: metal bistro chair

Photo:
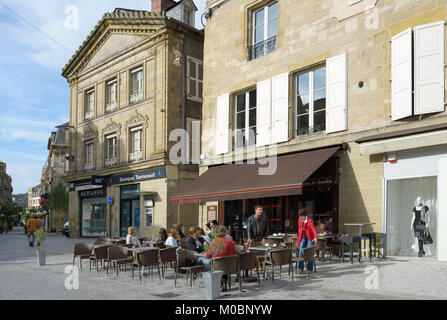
[213,255,241,292]
[159,247,177,277]
[265,248,294,282]
[89,245,109,272]
[73,243,93,271]
[316,239,333,263]
[342,236,361,264]
[132,248,161,283]
[238,251,260,286]
[292,245,318,279]
[174,249,204,288]
[106,245,133,277]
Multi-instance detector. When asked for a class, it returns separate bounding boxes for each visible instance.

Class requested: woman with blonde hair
[165,225,180,248]
[126,226,141,248]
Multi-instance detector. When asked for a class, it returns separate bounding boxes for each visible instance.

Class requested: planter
[203,270,223,300]
[36,247,47,266]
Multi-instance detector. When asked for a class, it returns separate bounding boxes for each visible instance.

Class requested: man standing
[247,205,268,247]
[25,214,40,247]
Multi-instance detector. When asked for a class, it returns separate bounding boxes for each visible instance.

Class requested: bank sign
[110,167,167,185]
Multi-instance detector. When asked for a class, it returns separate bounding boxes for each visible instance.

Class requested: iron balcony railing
[296,124,326,137]
[249,36,277,60]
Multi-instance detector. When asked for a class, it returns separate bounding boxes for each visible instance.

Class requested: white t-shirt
[165,236,179,248]
[126,234,141,247]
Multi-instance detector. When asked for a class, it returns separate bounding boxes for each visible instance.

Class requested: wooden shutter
[326,53,348,133]
[256,79,272,147]
[216,94,230,155]
[414,21,445,115]
[391,28,413,121]
[271,73,289,144]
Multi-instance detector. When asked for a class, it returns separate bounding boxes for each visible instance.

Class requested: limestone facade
[0,162,12,204]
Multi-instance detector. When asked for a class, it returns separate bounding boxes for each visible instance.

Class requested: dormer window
[184,8,194,27]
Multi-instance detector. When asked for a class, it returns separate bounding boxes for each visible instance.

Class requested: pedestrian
[25,214,40,247]
[296,208,318,274]
[247,205,268,247]
[3,222,8,234]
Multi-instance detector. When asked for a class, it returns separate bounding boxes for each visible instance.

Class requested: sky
[0,0,206,194]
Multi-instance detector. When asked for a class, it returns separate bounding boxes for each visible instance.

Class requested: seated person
[165,225,180,249]
[316,220,333,237]
[186,226,205,253]
[126,227,146,248]
[199,227,212,244]
[205,222,212,235]
[156,228,168,242]
[177,223,186,239]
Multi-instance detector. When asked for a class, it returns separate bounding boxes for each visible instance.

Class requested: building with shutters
[171,0,447,261]
[28,184,41,210]
[62,0,204,239]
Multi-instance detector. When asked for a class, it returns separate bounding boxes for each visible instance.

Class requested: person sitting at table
[297,208,318,274]
[317,220,333,237]
[165,225,180,249]
[186,226,205,253]
[126,227,142,248]
[210,220,219,231]
[199,227,212,244]
[156,228,168,242]
[177,223,186,239]
[205,222,212,235]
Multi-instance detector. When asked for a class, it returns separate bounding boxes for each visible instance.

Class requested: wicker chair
[238,251,260,286]
[264,248,293,282]
[94,238,109,245]
[174,249,204,288]
[316,239,333,263]
[89,245,109,272]
[132,248,161,283]
[292,245,318,279]
[73,243,93,271]
[120,243,134,257]
[159,247,177,277]
[213,255,241,292]
[106,245,133,277]
[265,238,282,246]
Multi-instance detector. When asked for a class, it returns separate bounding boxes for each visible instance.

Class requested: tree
[48,182,69,213]
[0,202,21,231]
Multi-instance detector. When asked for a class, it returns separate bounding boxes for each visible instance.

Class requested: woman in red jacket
[296,208,318,274]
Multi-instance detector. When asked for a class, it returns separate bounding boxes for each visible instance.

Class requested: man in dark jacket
[247,205,268,247]
[186,226,205,253]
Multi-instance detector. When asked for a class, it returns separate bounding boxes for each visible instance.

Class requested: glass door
[121,200,131,237]
[132,199,140,238]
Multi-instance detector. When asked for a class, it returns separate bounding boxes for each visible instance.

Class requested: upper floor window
[184,9,194,27]
[106,79,117,112]
[187,57,203,102]
[234,89,257,149]
[84,140,94,171]
[129,126,143,163]
[250,1,278,60]
[85,89,95,120]
[296,66,326,136]
[130,67,143,104]
[105,134,117,167]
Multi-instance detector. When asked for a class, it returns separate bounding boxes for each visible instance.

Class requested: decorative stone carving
[126,109,149,127]
[102,118,122,135]
[83,125,98,141]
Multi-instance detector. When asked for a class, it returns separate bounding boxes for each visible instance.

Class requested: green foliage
[34,229,47,245]
[48,182,69,213]
[0,202,21,229]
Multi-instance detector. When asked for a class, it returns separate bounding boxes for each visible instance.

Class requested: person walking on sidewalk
[296,208,317,274]
[25,214,40,247]
[3,222,8,234]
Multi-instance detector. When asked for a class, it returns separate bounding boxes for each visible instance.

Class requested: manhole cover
[153,292,180,298]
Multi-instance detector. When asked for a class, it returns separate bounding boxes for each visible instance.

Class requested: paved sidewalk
[1,227,447,300]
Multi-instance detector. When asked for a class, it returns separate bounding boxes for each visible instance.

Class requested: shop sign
[79,187,106,199]
[111,167,167,185]
[91,175,107,186]
[107,196,114,205]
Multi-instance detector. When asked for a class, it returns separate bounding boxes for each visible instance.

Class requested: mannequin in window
[411,196,429,257]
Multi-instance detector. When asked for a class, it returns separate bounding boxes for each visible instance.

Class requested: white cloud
[0,128,49,144]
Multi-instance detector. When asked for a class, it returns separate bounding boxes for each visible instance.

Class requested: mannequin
[411,196,429,257]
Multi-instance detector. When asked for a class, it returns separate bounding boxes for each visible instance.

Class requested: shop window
[234,89,257,149]
[81,198,107,237]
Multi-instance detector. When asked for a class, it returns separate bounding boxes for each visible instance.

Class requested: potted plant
[202,236,226,300]
[34,229,48,266]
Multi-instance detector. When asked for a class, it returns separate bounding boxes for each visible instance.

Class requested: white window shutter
[216,94,230,155]
[271,73,289,144]
[256,79,272,147]
[414,21,445,115]
[391,28,413,120]
[326,53,348,133]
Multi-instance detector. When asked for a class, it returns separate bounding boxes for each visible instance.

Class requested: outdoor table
[248,245,284,279]
[343,223,376,260]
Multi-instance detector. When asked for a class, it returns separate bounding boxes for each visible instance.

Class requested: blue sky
[0,0,206,194]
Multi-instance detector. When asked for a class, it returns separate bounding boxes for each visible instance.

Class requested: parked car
[62,221,69,238]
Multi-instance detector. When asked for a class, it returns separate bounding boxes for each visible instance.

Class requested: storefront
[76,182,107,238]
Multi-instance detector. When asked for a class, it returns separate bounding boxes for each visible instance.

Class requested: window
[129,126,142,163]
[234,89,257,149]
[250,1,278,60]
[187,57,203,102]
[84,140,94,170]
[106,79,117,112]
[130,67,143,104]
[85,89,95,120]
[296,66,326,136]
[184,9,194,26]
[105,134,117,167]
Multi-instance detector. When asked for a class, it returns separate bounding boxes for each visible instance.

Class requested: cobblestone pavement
[1,227,447,300]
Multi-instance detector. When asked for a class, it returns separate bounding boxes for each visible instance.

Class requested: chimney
[151,0,176,12]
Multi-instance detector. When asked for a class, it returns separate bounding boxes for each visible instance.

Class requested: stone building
[27,184,41,210]
[0,161,13,204]
[62,0,203,239]
[40,122,70,229]
[171,0,447,261]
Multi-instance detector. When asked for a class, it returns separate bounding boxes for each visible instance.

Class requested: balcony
[84,111,94,120]
[249,36,276,60]
[105,157,117,167]
[84,162,94,171]
[296,124,326,138]
[130,92,143,104]
[129,151,142,163]
[105,102,117,113]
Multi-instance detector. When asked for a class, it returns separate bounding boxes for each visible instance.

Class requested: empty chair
[89,245,109,272]
[116,239,126,245]
[132,248,160,283]
[316,239,333,263]
[292,245,318,279]
[342,236,361,264]
[213,255,241,292]
[107,245,133,277]
[238,251,260,286]
[361,232,378,259]
[265,248,293,282]
[94,238,109,245]
[73,243,93,271]
[174,249,204,288]
[159,247,177,277]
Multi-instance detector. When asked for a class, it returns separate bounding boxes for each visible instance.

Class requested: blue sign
[107,196,114,205]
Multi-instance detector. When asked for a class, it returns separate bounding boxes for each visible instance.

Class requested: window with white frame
[130,67,143,104]
[106,79,117,112]
[187,57,203,102]
[84,140,94,170]
[85,89,95,120]
[129,126,143,162]
[234,89,257,149]
[250,1,278,60]
[296,66,326,136]
[105,134,117,166]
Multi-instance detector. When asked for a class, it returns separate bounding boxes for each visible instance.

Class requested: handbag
[424,229,433,245]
